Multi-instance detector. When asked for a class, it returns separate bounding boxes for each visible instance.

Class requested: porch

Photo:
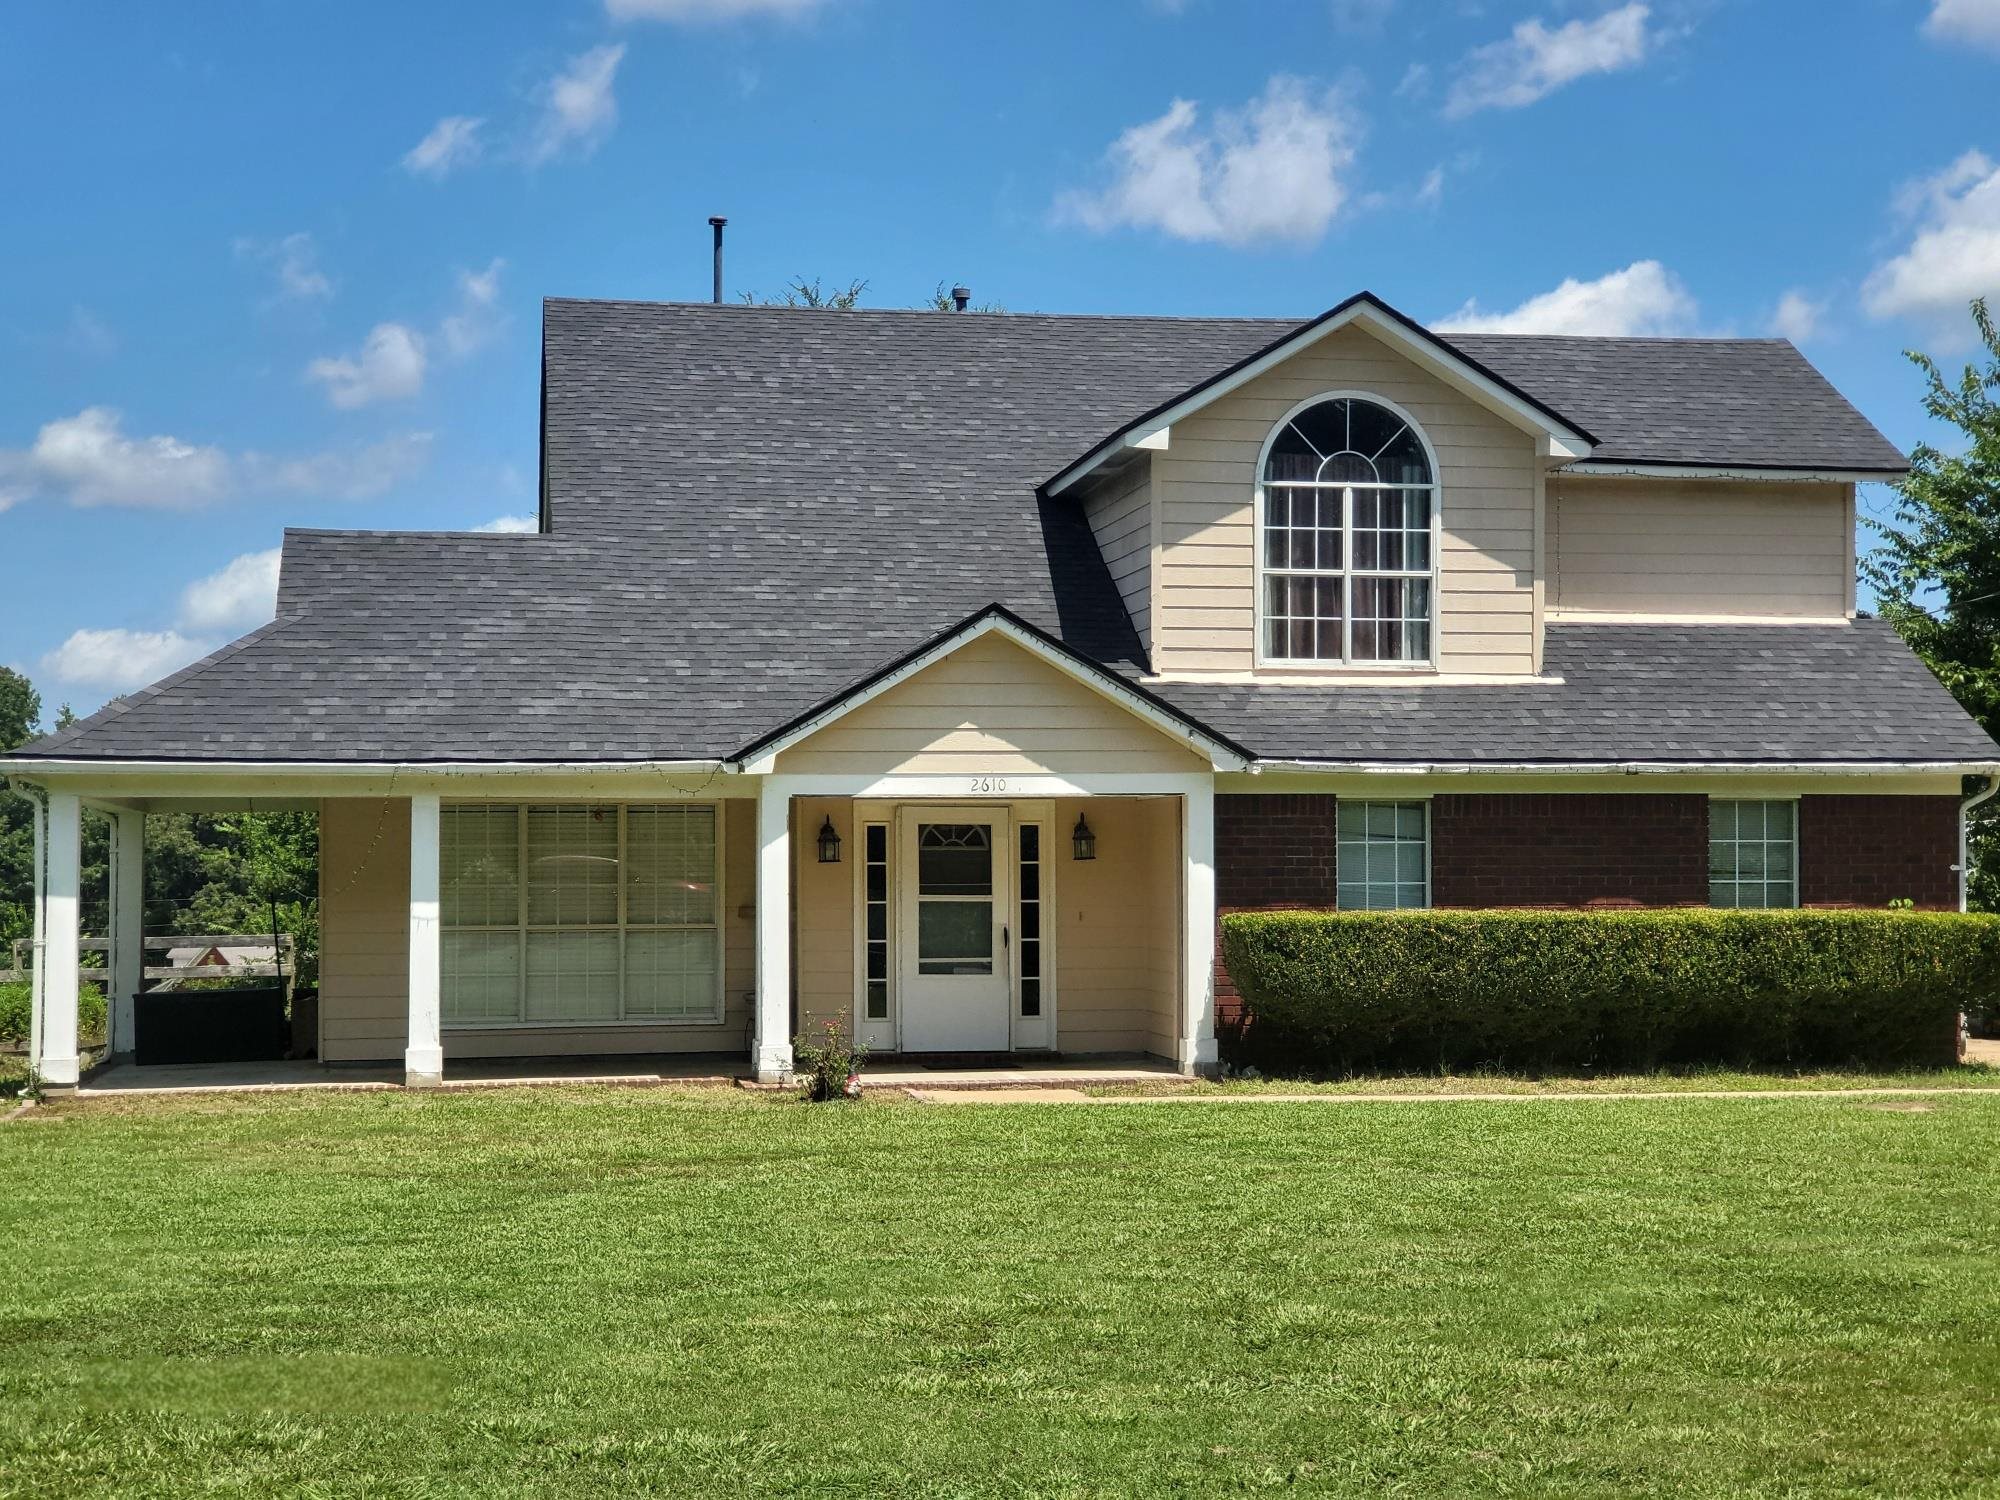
[19,778,1217,1091]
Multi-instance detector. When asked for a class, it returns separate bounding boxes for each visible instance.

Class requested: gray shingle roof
[1150,620,1998,765]
[14,298,1961,767]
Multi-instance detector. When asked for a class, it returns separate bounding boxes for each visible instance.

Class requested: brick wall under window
[1429,794,1710,909]
[1210,789,1965,1029]
[1798,795,1959,910]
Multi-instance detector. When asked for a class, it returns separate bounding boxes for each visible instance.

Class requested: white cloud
[402,115,485,178]
[63,306,117,358]
[1925,0,2000,52]
[473,514,539,533]
[1769,290,1826,344]
[179,549,282,634]
[526,44,626,166]
[1415,164,1445,209]
[245,432,434,500]
[0,407,230,510]
[440,259,507,357]
[42,629,211,692]
[0,408,432,511]
[1056,76,1356,248]
[1862,150,2000,334]
[607,0,824,18]
[235,231,334,302]
[305,322,428,408]
[1330,0,1395,33]
[1433,260,1698,335]
[1445,3,1653,118]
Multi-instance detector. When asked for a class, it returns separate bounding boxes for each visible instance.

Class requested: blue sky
[2,0,1996,720]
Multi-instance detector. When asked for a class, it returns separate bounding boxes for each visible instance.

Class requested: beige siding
[318,798,410,1063]
[774,633,1207,776]
[1083,457,1154,654]
[793,796,854,1041]
[1054,796,1181,1057]
[1152,321,1540,677]
[1548,476,1853,618]
[317,797,755,1063]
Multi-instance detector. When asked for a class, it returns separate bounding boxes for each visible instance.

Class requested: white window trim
[852,816,894,1031]
[1010,812,1056,1050]
[1707,796,1801,910]
[1252,391,1444,674]
[441,800,727,1029]
[1335,798,1433,910]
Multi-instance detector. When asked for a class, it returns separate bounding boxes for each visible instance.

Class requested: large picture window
[1260,395,1437,666]
[1709,800,1797,909]
[441,803,721,1026]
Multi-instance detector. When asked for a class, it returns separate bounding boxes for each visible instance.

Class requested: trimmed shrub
[0,980,108,1050]
[1220,910,2000,1074]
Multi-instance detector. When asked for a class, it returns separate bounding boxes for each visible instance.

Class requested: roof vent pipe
[708,217,727,304]
[951,285,970,312]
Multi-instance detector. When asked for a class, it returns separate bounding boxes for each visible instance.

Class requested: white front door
[897,807,1012,1053]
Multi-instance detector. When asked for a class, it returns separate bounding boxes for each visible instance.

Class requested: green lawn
[4,1088,1999,1497]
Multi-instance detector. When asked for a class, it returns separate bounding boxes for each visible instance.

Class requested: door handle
[1002,924,1010,948]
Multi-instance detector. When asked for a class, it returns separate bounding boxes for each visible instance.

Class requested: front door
[898,808,1012,1052]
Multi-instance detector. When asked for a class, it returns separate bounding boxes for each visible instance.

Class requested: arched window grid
[1254,393,1441,668]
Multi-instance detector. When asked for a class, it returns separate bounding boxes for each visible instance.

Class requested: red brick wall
[1429,794,1710,909]
[1214,794,1339,1025]
[1798,795,1960,910]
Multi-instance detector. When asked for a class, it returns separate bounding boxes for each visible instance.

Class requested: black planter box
[135,987,289,1066]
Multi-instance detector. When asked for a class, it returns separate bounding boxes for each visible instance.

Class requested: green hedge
[1220,910,2000,1073]
[0,981,107,1050]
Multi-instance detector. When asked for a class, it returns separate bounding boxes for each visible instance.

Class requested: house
[11,291,1998,1089]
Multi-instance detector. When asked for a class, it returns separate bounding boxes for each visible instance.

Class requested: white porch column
[405,793,444,1086]
[753,777,794,1082]
[35,792,83,1088]
[1179,779,1219,1077]
[107,809,145,1059]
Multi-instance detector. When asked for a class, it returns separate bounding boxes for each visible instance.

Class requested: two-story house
[13,291,1997,1088]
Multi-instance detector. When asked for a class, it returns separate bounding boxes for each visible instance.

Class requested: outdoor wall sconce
[1071,814,1097,862]
[817,816,843,864]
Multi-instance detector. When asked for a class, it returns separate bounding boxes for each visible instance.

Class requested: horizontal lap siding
[1548,477,1851,617]
[1083,458,1153,655]
[1055,797,1180,1056]
[318,797,755,1064]
[1153,324,1539,676]
[775,633,1205,775]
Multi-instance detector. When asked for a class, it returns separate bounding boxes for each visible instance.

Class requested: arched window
[1259,395,1437,664]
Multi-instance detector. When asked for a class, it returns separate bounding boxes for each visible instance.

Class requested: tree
[0,669,40,753]
[1864,297,2000,906]
[741,275,869,310]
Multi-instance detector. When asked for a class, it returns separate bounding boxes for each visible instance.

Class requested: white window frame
[1252,391,1444,672]
[440,801,726,1029]
[853,817,894,1029]
[1335,798,1433,910]
[1708,797,1800,910]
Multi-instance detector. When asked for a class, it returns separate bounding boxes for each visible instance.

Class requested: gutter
[1960,774,2000,912]
[1246,760,2000,777]
[4,758,737,779]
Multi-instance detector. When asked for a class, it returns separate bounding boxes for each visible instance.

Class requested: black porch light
[816,815,843,864]
[1071,814,1097,862]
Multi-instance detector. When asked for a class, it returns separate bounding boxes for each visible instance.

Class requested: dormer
[1054,294,1594,682]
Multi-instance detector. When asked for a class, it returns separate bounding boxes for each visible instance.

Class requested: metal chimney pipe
[708,217,727,304]
[951,285,971,312]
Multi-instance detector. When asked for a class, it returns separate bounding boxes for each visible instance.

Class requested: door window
[916,823,994,975]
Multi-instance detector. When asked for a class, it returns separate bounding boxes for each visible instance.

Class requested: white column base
[754,1042,794,1084]
[1178,1034,1219,1078]
[404,1045,445,1088]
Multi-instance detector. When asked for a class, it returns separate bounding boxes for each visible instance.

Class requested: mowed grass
[3,1089,1999,1497]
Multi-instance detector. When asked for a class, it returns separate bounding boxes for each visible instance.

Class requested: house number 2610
[970,777,1008,794]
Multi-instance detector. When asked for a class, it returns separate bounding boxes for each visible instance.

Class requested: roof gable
[1041,291,1598,498]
